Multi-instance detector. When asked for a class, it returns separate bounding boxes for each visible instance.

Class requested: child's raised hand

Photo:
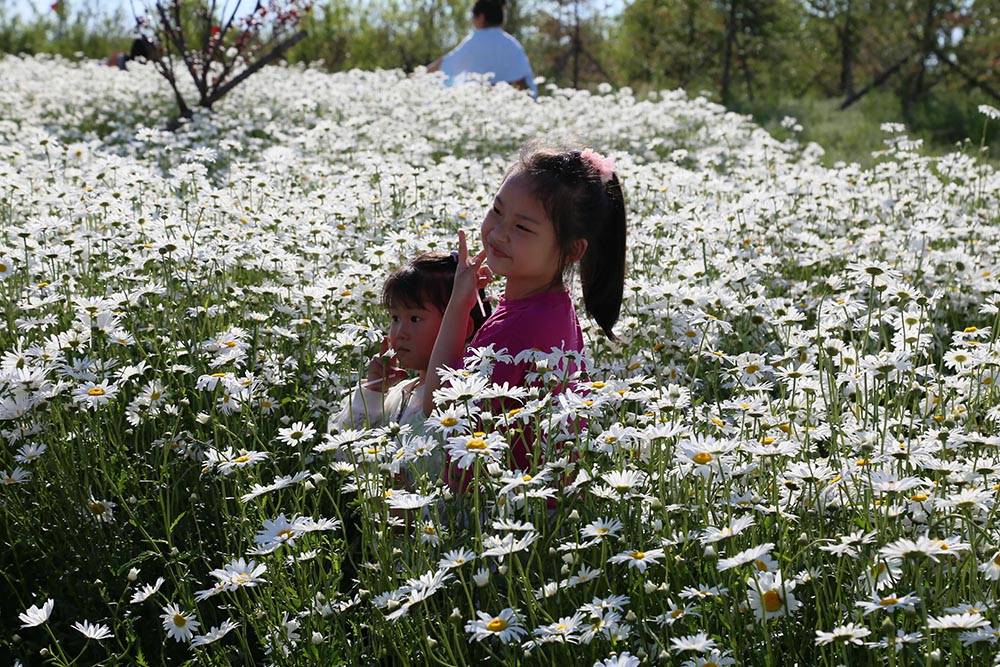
[453,229,492,309]
[364,336,408,392]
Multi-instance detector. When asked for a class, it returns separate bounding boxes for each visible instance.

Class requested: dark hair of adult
[472,0,505,27]
[382,253,492,336]
[509,148,627,340]
[129,37,158,61]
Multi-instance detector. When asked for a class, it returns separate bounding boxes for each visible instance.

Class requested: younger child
[423,147,628,474]
[333,253,490,435]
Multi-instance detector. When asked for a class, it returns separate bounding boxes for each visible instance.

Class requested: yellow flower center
[423,525,436,535]
[965,326,978,333]
[521,475,533,482]
[486,618,507,632]
[761,436,775,445]
[89,501,106,514]
[754,559,768,572]
[507,408,522,417]
[87,387,106,396]
[631,550,646,560]
[173,613,187,627]
[277,528,294,540]
[693,452,713,465]
[211,372,227,378]
[590,381,606,389]
[234,455,252,464]
[879,597,898,606]
[746,364,760,374]
[761,590,783,612]
[993,553,1000,566]
[910,493,928,502]
[440,417,459,427]
[671,609,684,618]
[466,439,487,451]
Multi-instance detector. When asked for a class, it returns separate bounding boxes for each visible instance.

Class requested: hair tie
[580,149,615,184]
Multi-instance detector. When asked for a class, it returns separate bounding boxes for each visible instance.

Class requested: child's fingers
[457,230,467,265]
[470,248,487,266]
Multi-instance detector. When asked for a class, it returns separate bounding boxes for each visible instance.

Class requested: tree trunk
[572,0,581,88]
[838,0,854,97]
[721,0,738,105]
[903,0,938,119]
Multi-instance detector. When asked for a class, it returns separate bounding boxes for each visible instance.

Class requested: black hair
[509,148,627,340]
[129,37,158,61]
[382,252,492,336]
[472,0,504,27]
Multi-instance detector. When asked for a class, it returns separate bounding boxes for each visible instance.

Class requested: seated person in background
[427,0,537,97]
[106,37,160,70]
[331,253,491,440]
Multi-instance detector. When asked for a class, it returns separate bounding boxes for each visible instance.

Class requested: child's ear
[569,238,589,263]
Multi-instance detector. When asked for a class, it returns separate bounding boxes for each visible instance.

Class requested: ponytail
[580,173,626,340]
[513,146,629,341]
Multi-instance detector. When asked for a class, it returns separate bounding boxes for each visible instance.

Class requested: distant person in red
[106,38,160,70]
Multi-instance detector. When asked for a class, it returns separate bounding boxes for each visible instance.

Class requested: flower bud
[311,632,324,645]
[127,567,140,582]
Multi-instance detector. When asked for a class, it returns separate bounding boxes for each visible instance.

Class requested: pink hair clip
[580,149,616,184]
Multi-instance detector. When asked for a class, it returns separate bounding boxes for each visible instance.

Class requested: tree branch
[930,47,1000,103]
[204,29,307,108]
[839,50,915,110]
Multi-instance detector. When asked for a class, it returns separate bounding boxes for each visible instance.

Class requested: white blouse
[440,27,537,97]
[332,377,428,434]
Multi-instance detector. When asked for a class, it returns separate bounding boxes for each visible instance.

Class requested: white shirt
[330,378,444,480]
[332,377,427,434]
[440,27,537,97]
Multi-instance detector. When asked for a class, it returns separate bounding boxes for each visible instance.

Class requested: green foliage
[0,0,130,59]
[286,0,470,71]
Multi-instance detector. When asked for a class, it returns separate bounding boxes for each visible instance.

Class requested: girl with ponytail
[423,146,628,475]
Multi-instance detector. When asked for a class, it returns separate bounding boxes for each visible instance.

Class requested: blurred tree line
[2,0,997,159]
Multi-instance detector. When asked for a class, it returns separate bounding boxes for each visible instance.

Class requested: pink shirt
[469,288,585,386]
[459,289,585,474]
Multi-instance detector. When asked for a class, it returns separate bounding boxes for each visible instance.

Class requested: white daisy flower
[72,620,113,641]
[130,577,165,604]
[161,603,200,643]
[815,622,871,645]
[19,599,54,627]
[464,608,527,644]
